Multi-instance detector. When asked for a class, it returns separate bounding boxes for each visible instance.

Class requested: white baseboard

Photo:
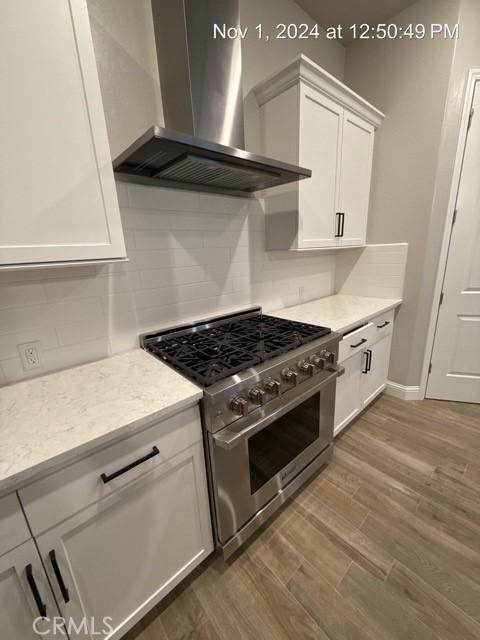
[385,380,423,401]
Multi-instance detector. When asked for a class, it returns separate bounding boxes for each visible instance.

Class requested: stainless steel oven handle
[212,365,344,451]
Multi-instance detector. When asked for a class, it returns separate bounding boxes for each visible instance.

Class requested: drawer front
[371,310,395,345]
[0,493,31,557]
[19,405,203,536]
[339,323,374,363]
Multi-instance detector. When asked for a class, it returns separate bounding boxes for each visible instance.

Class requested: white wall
[344,0,460,387]
[0,184,337,385]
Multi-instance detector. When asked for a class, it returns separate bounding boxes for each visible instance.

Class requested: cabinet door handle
[26,564,47,618]
[377,321,390,329]
[49,550,70,603]
[101,446,160,484]
[362,349,372,374]
[335,212,345,238]
[350,338,367,349]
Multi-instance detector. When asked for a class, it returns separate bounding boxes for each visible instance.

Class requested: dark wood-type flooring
[125,394,480,640]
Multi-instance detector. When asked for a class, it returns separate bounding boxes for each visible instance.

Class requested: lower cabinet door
[360,334,392,407]
[0,539,59,639]
[35,442,213,640]
[334,351,362,436]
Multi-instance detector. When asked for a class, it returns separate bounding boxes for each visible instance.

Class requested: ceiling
[295,0,418,42]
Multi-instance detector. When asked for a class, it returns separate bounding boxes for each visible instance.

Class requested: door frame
[420,69,480,399]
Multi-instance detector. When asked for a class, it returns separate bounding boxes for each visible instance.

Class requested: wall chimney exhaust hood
[112,0,311,198]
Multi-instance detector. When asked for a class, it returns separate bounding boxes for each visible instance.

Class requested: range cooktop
[142,309,331,387]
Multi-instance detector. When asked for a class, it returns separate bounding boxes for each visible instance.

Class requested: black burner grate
[144,313,330,387]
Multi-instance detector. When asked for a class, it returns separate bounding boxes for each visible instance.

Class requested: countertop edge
[334,299,402,334]
[0,390,202,497]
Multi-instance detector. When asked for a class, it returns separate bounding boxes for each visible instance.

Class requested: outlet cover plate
[18,341,42,371]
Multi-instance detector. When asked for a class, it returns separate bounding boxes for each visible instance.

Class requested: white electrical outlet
[18,341,42,371]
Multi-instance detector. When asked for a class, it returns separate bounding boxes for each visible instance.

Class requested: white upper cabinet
[0,0,126,269]
[254,55,384,251]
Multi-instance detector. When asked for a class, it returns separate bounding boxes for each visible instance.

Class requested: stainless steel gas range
[141,307,343,558]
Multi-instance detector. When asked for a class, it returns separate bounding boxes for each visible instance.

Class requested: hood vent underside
[113,126,311,198]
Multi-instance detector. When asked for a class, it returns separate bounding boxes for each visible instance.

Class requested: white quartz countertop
[0,350,202,494]
[272,294,402,335]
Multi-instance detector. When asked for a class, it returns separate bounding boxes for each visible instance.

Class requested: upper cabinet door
[298,87,342,249]
[0,0,126,268]
[337,111,375,247]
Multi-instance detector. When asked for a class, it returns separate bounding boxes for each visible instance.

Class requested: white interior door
[298,85,342,248]
[337,110,374,247]
[427,81,480,403]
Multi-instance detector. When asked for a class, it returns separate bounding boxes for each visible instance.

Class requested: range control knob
[249,385,266,405]
[320,349,335,364]
[298,360,316,376]
[281,367,298,385]
[310,354,323,368]
[230,396,248,416]
[264,377,281,396]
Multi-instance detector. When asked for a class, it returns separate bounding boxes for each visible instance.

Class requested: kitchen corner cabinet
[334,310,394,436]
[15,406,213,640]
[0,0,126,269]
[0,494,59,639]
[254,55,384,251]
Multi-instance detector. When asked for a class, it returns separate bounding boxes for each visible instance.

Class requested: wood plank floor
[125,395,480,640]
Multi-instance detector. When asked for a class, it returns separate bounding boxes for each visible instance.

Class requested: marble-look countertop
[272,294,402,335]
[0,350,202,495]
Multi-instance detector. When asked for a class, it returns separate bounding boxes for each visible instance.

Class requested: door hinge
[452,208,457,225]
[468,108,475,131]
[428,363,432,374]
[439,292,444,305]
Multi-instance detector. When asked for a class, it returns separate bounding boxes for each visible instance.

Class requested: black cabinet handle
[335,212,345,238]
[101,446,160,484]
[377,321,391,329]
[26,564,47,618]
[350,338,367,349]
[49,550,70,603]
[362,349,372,374]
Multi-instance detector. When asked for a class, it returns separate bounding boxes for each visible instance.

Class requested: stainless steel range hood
[112,0,311,197]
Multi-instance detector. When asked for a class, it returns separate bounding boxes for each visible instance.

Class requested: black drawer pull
[350,338,368,349]
[335,212,345,238]
[49,550,70,603]
[26,564,47,618]
[377,321,391,329]
[362,349,372,374]
[101,446,160,483]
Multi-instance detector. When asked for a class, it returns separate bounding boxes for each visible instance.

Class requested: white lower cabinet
[16,406,213,640]
[360,333,393,408]
[334,351,362,436]
[0,540,60,639]
[0,494,59,639]
[335,310,394,436]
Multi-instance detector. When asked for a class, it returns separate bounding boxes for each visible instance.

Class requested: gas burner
[143,309,330,387]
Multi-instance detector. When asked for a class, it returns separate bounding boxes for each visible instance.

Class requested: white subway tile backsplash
[0,282,47,309]
[0,184,343,385]
[133,229,204,251]
[55,316,109,347]
[0,328,58,360]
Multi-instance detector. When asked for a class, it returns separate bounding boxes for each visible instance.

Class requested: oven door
[209,367,340,546]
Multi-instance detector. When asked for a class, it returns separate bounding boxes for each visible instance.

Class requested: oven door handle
[212,365,344,450]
